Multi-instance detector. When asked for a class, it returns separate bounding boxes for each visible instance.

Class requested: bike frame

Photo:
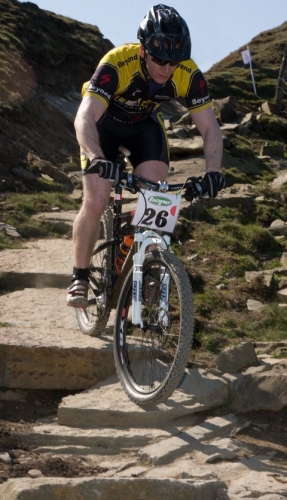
[91,160,206,327]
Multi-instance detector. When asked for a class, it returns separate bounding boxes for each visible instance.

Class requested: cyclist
[67,4,225,308]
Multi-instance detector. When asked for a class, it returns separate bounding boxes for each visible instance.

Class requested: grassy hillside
[0,0,114,107]
[206,21,287,106]
[0,0,114,186]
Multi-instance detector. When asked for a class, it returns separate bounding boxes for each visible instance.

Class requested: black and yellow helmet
[137,4,191,61]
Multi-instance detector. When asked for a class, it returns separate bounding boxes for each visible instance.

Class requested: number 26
[142,209,168,228]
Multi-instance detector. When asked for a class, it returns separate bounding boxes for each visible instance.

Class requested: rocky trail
[1,3,287,496]
[1,179,287,499]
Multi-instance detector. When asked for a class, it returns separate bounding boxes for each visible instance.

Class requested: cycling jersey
[82,43,211,123]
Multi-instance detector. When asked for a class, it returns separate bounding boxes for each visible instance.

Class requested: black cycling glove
[202,171,226,198]
[87,158,120,185]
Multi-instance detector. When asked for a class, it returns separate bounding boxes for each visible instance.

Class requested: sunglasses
[147,53,180,67]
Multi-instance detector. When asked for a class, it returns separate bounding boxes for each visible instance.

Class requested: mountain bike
[75,157,208,406]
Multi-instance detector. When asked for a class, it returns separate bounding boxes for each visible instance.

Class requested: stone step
[57,371,229,428]
[15,423,175,455]
[138,414,237,465]
[0,288,116,390]
[0,271,70,289]
[0,476,225,500]
[0,238,73,277]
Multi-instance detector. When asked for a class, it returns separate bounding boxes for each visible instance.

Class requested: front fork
[132,230,171,328]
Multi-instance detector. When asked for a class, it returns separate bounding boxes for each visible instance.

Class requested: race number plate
[132,190,181,233]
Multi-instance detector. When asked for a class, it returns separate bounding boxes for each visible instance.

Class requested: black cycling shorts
[81,111,169,174]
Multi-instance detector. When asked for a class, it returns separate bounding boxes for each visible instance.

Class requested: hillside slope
[0,0,113,104]
[0,0,113,190]
[206,21,287,104]
[0,1,286,195]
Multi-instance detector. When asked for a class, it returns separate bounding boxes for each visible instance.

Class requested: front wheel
[114,250,194,406]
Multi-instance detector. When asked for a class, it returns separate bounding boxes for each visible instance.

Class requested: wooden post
[274,43,287,113]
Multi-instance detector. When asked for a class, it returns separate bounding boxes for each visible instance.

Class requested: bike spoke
[118,258,183,394]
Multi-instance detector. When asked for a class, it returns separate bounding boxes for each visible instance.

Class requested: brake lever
[184,176,208,201]
[120,174,139,194]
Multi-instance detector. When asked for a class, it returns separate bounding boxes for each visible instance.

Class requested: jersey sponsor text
[117,54,138,68]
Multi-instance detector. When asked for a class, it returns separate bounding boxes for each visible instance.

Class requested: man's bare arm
[74,96,107,160]
[191,107,223,173]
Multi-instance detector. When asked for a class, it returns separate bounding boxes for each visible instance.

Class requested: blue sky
[19,0,287,72]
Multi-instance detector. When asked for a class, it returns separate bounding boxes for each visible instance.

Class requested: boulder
[174,112,192,126]
[239,112,257,129]
[230,360,287,412]
[280,252,287,267]
[0,222,21,238]
[161,99,187,120]
[271,170,287,189]
[268,219,287,235]
[247,299,264,311]
[27,153,71,184]
[217,341,260,373]
[221,153,261,175]
[245,270,274,289]
[260,143,284,157]
[261,101,279,115]
[212,96,237,122]
[277,288,287,303]
[168,137,204,155]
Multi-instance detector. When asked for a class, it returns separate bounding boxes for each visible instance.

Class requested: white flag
[241,49,251,64]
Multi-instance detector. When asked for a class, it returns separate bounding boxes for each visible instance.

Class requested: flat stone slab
[0,288,115,390]
[31,210,77,230]
[228,470,287,499]
[169,137,204,155]
[58,370,229,428]
[0,238,73,288]
[18,423,176,455]
[0,238,74,275]
[0,476,225,500]
[138,415,237,465]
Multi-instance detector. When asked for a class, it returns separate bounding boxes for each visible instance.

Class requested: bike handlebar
[120,171,208,202]
[86,159,208,202]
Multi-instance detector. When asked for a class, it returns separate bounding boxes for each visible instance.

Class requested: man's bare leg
[135,160,168,184]
[67,174,111,307]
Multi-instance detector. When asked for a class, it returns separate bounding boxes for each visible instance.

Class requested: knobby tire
[114,250,194,406]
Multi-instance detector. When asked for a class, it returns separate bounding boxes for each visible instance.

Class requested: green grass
[224,305,287,342]
[179,193,287,357]
[206,21,287,106]
[193,304,287,355]
[2,192,79,214]
[0,231,21,250]
[0,192,80,240]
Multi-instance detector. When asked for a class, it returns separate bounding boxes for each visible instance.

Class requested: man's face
[140,45,179,84]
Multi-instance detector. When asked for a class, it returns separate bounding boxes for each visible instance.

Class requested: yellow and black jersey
[83,43,211,123]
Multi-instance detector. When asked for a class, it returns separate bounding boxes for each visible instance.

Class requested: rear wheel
[76,206,113,336]
[114,250,194,406]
